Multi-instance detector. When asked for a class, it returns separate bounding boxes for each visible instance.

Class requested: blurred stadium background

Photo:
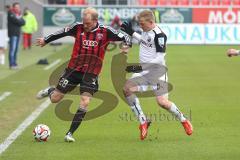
[1,0,240,43]
[2,0,240,43]
[0,0,240,160]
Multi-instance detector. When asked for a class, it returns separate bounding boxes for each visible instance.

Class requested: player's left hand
[120,21,134,36]
[227,49,239,57]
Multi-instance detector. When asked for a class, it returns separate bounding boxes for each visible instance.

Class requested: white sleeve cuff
[132,32,141,41]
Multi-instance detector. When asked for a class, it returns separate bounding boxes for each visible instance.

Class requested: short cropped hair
[83,7,98,21]
[12,2,20,7]
[138,10,155,22]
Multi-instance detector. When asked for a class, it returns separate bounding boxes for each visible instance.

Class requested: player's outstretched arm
[227,49,240,57]
[36,38,46,47]
[132,32,142,42]
[120,22,141,43]
[106,26,132,46]
[37,23,78,47]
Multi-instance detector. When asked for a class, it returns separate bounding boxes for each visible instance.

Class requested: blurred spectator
[103,9,111,25]
[7,2,25,69]
[22,8,38,50]
[110,16,122,30]
[0,5,12,65]
[153,9,160,23]
[0,30,8,65]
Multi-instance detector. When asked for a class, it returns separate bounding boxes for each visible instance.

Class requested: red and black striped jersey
[44,22,131,75]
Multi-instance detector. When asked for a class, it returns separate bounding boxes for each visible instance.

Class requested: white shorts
[129,69,169,98]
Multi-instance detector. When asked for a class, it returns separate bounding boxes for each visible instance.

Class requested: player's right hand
[227,49,239,57]
[36,38,46,47]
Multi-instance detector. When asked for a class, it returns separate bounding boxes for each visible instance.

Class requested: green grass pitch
[0,44,240,160]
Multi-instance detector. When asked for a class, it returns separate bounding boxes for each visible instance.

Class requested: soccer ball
[33,124,51,142]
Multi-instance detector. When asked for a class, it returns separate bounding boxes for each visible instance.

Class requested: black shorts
[56,68,99,95]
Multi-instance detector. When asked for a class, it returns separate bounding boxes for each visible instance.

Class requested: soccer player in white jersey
[121,10,193,140]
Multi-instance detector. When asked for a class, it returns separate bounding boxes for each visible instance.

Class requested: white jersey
[130,25,168,97]
[132,25,167,66]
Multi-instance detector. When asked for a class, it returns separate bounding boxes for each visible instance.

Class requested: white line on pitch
[11,81,27,84]
[0,92,12,102]
[0,99,51,155]
[44,59,61,70]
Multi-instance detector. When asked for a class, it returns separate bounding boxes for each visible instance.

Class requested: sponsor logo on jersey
[141,40,153,48]
[147,36,151,42]
[82,40,98,47]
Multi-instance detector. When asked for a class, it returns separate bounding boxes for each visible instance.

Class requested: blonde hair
[138,10,155,22]
[83,7,98,20]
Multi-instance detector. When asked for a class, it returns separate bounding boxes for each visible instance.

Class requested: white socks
[0,54,5,65]
[168,103,186,122]
[126,95,186,123]
[126,95,146,124]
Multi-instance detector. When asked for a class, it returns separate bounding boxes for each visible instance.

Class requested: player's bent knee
[80,99,90,106]
[50,92,64,103]
[50,99,58,103]
[123,86,131,96]
[50,96,61,103]
[123,82,138,96]
[80,94,91,107]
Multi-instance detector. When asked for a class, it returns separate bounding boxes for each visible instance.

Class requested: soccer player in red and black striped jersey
[36,7,131,142]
